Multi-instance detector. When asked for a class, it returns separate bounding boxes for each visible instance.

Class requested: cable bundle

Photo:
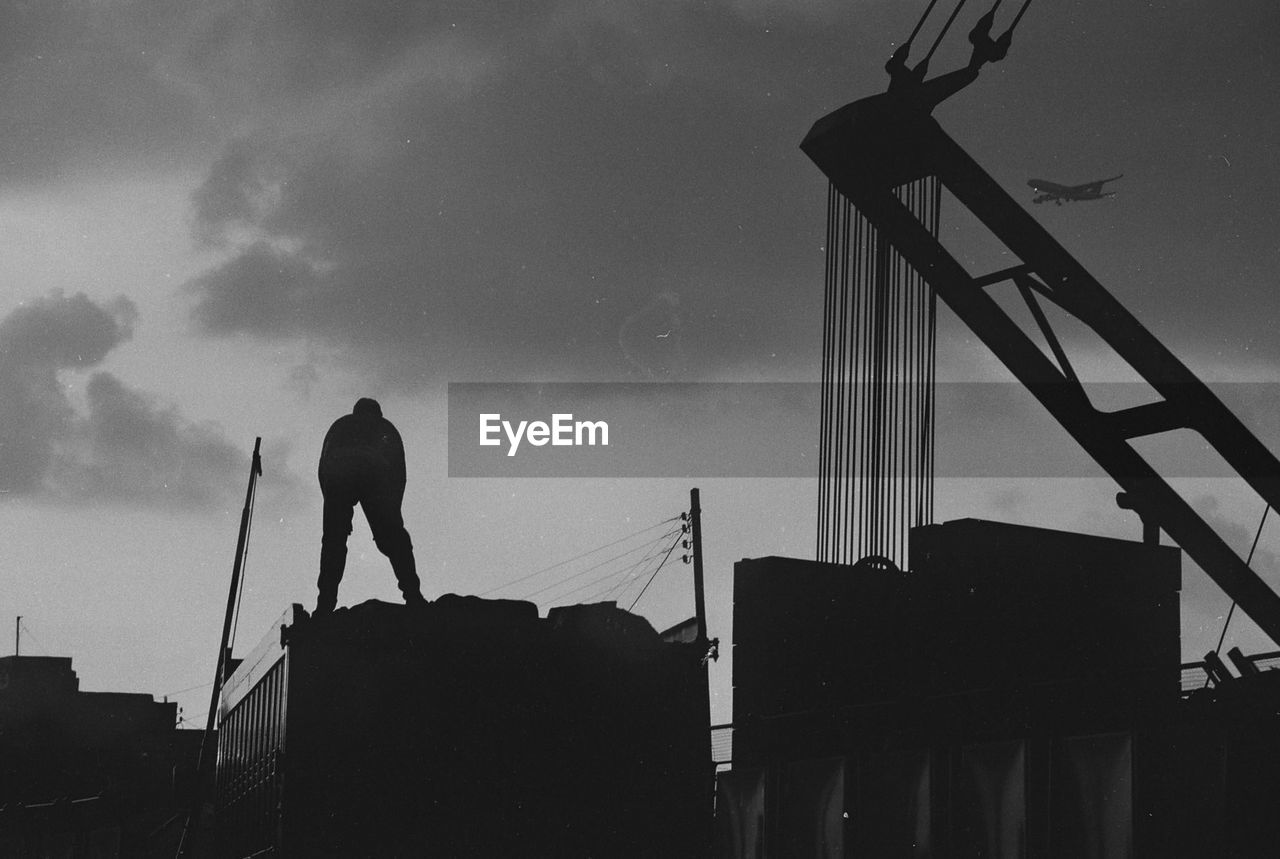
[817,179,940,568]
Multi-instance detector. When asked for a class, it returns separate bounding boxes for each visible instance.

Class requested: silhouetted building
[0,654,205,857]
[719,519,1280,858]
[215,597,712,858]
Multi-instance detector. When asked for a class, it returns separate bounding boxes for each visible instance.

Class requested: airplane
[1027,174,1122,205]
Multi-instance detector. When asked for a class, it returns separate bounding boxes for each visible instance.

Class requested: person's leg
[362,480,423,604]
[317,487,357,614]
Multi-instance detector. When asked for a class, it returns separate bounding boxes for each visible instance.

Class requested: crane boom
[802,87,1280,644]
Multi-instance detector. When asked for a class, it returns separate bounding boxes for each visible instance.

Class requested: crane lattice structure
[807,0,1280,644]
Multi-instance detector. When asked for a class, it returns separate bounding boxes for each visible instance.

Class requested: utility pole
[690,488,707,642]
[14,616,20,656]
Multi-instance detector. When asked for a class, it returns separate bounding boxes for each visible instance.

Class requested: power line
[481,516,679,597]
[596,555,663,604]
[164,680,215,698]
[180,710,210,728]
[542,537,681,607]
[519,528,679,602]
[627,533,684,612]
[1210,503,1271,668]
[545,566,646,608]
[17,618,46,655]
[599,540,681,605]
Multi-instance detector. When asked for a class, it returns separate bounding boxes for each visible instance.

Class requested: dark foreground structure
[719,519,1280,858]
[0,655,204,857]
[215,597,712,858]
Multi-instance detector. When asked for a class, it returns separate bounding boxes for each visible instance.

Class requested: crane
[802,1,1280,644]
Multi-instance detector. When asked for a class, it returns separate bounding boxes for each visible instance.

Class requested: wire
[164,680,215,698]
[17,618,45,655]
[1211,503,1271,664]
[906,0,944,47]
[181,710,210,727]
[1006,0,1034,33]
[545,566,643,608]
[480,517,680,597]
[606,553,673,606]
[627,533,684,612]
[923,0,971,68]
[601,553,663,603]
[580,542,676,605]
[521,529,680,602]
[543,549,668,607]
[582,574,640,605]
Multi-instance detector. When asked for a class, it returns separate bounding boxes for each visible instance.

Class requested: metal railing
[711,723,733,771]
[1180,648,1280,695]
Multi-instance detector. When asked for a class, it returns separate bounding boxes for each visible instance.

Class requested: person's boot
[313,589,337,619]
[389,547,424,608]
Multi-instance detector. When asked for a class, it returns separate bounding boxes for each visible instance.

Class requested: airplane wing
[1079,174,1123,196]
[1028,175,1122,203]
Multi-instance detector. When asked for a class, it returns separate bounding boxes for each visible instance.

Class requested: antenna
[176,437,263,858]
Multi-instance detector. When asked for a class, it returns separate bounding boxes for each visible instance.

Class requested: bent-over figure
[316,398,424,614]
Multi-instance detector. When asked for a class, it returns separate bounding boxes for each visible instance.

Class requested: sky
[2,0,1279,728]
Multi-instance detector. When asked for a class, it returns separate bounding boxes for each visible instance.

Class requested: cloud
[0,291,292,509]
[3,0,1259,389]
[0,3,209,185]
[177,1,863,388]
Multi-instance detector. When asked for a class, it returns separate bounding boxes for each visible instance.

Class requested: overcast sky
[2,0,1278,725]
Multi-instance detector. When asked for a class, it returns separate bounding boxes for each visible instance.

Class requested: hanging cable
[817,179,940,568]
[921,0,972,70]
[516,527,681,601]
[906,0,945,47]
[481,517,679,596]
[817,182,838,558]
[627,532,684,612]
[17,618,45,655]
[164,680,215,698]
[598,544,675,603]
[546,566,644,607]
[1005,0,1034,34]
[1209,504,1271,677]
[586,547,673,605]
[545,536,679,607]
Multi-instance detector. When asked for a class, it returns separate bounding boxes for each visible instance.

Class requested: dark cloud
[174,0,1280,390]
[188,242,322,337]
[0,291,289,509]
[179,1,897,387]
[0,2,208,184]
[0,1,1244,386]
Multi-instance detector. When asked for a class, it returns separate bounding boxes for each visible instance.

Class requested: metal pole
[15,616,20,656]
[177,437,263,858]
[691,488,707,642]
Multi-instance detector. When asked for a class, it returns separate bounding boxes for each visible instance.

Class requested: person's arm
[318,419,339,481]
[385,420,408,484]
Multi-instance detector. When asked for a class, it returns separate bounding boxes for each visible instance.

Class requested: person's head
[353,397,382,418]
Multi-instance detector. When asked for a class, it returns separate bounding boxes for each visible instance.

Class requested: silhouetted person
[316,398,424,615]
